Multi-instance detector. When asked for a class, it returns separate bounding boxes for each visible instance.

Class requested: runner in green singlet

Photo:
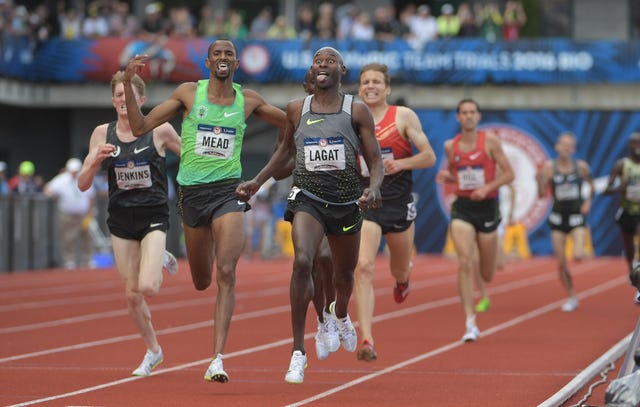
[123,39,286,383]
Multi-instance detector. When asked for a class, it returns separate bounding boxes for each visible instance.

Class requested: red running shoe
[357,340,377,362]
[393,281,410,303]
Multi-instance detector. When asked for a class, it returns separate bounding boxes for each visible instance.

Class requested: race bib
[406,200,417,221]
[304,137,345,171]
[360,147,393,177]
[456,165,485,190]
[626,184,640,202]
[569,214,584,227]
[114,161,152,190]
[554,183,579,201]
[195,124,236,158]
[288,186,301,201]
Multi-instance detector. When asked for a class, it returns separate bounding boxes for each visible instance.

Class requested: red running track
[0,255,638,407]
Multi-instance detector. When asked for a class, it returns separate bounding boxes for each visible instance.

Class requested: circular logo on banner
[437,123,551,231]
[239,44,270,76]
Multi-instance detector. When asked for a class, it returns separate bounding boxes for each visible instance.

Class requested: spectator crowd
[0,1,528,49]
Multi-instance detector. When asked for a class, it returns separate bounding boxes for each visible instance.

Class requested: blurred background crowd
[1,0,562,49]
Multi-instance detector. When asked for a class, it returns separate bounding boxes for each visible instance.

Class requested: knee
[293,253,314,277]
[355,259,375,280]
[216,264,236,288]
[125,290,144,308]
[457,256,474,274]
[138,282,160,297]
[192,274,212,291]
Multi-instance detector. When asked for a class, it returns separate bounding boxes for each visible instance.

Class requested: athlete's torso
[293,94,361,204]
[622,157,640,213]
[451,131,497,199]
[551,159,583,213]
[360,105,413,200]
[178,80,246,186]
[104,121,168,208]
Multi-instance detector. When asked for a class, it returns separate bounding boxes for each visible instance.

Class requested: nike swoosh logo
[237,200,246,206]
[149,223,163,228]
[342,223,358,232]
[224,112,240,118]
[134,146,150,154]
[306,118,324,125]
[469,152,481,160]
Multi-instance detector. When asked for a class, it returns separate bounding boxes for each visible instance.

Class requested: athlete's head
[359,63,390,87]
[358,63,391,105]
[206,39,239,80]
[456,99,481,131]
[554,131,577,158]
[456,98,480,114]
[629,132,640,158]
[111,70,145,97]
[311,47,346,89]
[111,70,146,113]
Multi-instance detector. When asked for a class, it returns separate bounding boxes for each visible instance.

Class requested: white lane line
[5,275,628,407]
[0,286,288,334]
[0,261,606,362]
[284,277,628,407]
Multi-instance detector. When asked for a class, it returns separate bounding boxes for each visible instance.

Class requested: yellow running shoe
[475,297,491,312]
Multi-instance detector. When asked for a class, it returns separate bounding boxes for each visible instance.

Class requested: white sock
[466,315,476,328]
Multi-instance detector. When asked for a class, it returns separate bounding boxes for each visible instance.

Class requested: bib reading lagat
[304,137,345,171]
[457,165,485,190]
[114,161,152,190]
[195,123,236,158]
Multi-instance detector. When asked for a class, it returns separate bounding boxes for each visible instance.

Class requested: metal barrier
[0,195,184,272]
[0,196,11,271]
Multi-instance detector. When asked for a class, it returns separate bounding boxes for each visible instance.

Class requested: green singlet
[177,80,246,186]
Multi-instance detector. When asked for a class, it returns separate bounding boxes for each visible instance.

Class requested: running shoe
[315,318,330,360]
[314,311,340,360]
[163,250,178,276]
[462,324,480,342]
[393,281,410,303]
[475,297,491,313]
[329,301,357,352]
[356,340,378,362]
[204,353,229,383]
[132,347,163,376]
[284,350,307,384]
[561,297,579,312]
[323,311,340,352]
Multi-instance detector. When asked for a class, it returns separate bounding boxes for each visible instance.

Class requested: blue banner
[413,109,640,257]
[2,36,640,84]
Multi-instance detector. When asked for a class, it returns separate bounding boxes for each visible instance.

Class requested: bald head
[314,47,344,67]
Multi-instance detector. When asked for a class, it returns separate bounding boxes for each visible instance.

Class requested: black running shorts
[363,193,416,234]
[178,179,250,228]
[107,204,169,241]
[284,189,362,236]
[450,196,501,233]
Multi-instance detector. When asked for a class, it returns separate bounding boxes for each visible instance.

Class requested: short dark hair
[208,38,237,57]
[456,98,480,113]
